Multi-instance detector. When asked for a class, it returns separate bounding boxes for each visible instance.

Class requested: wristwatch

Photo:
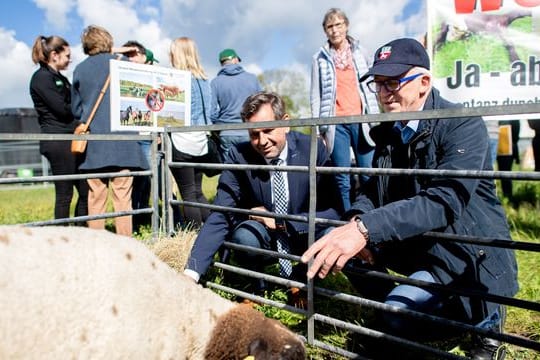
[353,216,370,244]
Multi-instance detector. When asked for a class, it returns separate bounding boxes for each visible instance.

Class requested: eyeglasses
[325,21,345,31]
[366,73,424,93]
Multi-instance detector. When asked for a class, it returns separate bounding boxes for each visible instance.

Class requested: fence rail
[2,102,540,358]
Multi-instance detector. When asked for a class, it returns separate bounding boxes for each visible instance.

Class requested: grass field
[0,178,539,358]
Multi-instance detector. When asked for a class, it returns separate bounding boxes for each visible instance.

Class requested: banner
[109,59,191,132]
[428,0,540,118]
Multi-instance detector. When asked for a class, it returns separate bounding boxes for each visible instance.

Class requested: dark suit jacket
[186,131,342,277]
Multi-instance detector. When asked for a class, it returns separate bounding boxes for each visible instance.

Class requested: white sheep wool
[0,226,305,360]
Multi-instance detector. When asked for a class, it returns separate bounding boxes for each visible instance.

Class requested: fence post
[162,128,175,235]
[150,132,160,241]
[306,125,319,345]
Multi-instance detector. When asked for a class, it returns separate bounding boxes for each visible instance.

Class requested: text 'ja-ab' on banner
[109,59,192,132]
[427,0,540,116]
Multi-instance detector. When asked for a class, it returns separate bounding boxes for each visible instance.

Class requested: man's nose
[379,86,393,96]
[258,133,268,145]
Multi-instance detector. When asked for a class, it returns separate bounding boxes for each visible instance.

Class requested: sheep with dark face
[0,226,305,360]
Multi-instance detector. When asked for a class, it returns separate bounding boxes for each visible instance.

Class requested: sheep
[0,226,305,360]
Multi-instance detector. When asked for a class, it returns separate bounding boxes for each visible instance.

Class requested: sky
[0,0,427,109]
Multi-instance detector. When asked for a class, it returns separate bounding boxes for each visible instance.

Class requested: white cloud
[32,0,76,30]
[0,28,36,108]
[73,0,172,69]
[161,0,426,77]
[0,0,427,109]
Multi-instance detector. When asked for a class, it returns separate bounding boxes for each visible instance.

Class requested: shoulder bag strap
[195,78,209,125]
[81,74,111,132]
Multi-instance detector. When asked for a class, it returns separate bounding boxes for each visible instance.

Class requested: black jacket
[29,64,78,134]
[350,88,518,323]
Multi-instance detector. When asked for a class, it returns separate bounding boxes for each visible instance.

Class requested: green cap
[145,49,159,64]
[219,48,241,63]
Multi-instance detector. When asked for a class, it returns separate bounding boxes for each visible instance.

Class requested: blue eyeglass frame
[367,73,424,93]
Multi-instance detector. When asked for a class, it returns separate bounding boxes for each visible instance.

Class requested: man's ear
[282,113,290,132]
[419,75,432,95]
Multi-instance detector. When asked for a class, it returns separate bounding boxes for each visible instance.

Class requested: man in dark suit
[184,92,342,287]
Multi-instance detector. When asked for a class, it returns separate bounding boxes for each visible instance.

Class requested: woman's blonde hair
[169,37,208,80]
[81,25,113,55]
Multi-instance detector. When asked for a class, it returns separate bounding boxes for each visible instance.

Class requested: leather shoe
[469,336,506,360]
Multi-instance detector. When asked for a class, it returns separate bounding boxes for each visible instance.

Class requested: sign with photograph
[427,0,540,118]
[109,59,191,131]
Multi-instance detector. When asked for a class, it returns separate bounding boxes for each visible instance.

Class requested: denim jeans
[331,123,374,210]
[382,270,444,336]
[347,265,504,341]
[219,134,249,162]
[488,137,498,168]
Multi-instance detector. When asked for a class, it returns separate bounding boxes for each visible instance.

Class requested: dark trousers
[170,147,210,227]
[533,132,540,172]
[496,155,515,198]
[132,175,151,230]
[229,220,332,282]
[40,140,88,223]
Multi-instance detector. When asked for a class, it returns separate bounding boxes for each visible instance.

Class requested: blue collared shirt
[394,120,419,144]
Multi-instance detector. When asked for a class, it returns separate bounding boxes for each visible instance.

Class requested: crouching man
[185,91,342,296]
[301,38,518,360]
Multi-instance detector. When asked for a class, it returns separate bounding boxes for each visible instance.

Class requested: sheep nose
[280,342,306,359]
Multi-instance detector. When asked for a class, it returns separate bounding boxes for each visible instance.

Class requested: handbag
[195,79,222,177]
[71,75,111,154]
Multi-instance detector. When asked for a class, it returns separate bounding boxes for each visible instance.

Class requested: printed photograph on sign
[110,59,191,131]
[427,0,540,109]
[430,1,536,79]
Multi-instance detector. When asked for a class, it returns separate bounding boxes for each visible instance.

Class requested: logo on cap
[379,46,392,60]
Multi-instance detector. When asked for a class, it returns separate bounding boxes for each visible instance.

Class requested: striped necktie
[271,158,293,277]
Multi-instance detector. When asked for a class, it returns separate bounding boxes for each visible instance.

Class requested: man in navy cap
[210,48,262,160]
[301,38,518,360]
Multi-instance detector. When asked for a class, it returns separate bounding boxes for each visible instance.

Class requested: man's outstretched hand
[301,219,373,279]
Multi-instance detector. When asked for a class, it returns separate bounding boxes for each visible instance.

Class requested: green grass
[1,178,539,358]
[0,184,55,223]
[433,17,532,78]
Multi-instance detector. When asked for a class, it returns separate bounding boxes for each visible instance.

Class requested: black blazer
[186,131,342,277]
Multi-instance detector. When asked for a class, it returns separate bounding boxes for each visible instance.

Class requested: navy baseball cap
[359,38,430,82]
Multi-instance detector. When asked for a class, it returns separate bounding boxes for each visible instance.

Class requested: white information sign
[109,59,191,132]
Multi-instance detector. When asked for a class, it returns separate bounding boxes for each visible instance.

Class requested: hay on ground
[150,229,198,273]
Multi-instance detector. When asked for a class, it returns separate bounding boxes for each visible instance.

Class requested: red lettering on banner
[515,0,540,7]
[455,0,540,13]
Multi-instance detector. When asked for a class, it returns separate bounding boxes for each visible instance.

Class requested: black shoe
[254,278,267,295]
[469,336,506,360]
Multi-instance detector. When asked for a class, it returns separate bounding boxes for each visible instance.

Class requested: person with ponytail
[29,35,88,224]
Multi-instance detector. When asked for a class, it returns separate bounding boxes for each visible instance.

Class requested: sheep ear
[248,338,269,358]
